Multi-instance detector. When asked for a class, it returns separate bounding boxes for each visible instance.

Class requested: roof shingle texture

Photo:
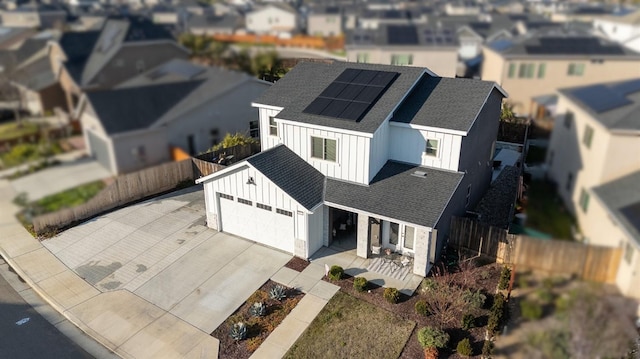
[325,161,463,227]
[247,145,325,211]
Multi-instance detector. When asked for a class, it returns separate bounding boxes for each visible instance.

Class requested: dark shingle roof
[392,75,498,132]
[246,145,325,211]
[488,34,640,58]
[86,80,203,135]
[13,57,56,91]
[325,161,463,228]
[559,78,640,132]
[122,16,175,42]
[59,31,100,83]
[592,170,640,248]
[253,61,426,134]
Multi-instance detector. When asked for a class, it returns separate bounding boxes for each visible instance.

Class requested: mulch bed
[323,261,503,358]
[211,280,304,359]
[284,256,310,272]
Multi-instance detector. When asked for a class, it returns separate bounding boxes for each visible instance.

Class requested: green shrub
[269,285,287,301]
[420,278,438,293]
[462,313,476,330]
[520,300,543,320]
[249,302,266,317]
[456,338,473,357]
[554,294,572,314]
[327,265,344,281]
[415,300,429,316]
[383,287,400,304]
[463,289,487,309]
[536,288,554,304]
[498,266,511,290]
[353,277,368,292]
[417,326,449,349]
[492,293,506,313]
[230,322,247,341]
[482,340,494,357]
[487,311,501,334]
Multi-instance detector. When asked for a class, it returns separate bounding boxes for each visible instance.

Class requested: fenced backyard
[449,217,621,283]
[32,158,224,235]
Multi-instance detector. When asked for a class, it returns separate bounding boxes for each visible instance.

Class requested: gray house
[197,61,506,277]
[79,60,271,174]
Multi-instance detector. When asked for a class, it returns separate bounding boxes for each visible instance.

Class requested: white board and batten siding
[369,120,390,181]
[203,164,321,258]
[388,125,462,171]
[257,106,283,150]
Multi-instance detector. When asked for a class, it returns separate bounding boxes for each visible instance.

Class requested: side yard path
[0,179,219,359]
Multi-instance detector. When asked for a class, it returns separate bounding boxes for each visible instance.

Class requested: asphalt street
[0,261,93,359]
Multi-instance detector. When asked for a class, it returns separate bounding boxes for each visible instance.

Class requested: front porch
[309,246,423,295]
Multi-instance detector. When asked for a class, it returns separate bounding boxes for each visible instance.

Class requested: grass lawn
[0,122,39,141]
[33,180,105,214]
[525,181,575,239]
[284,291,415,359]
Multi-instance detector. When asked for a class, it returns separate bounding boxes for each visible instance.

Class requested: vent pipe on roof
[411,170,427,178]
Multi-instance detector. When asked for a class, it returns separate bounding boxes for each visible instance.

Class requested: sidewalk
[0,179,219,359]
[0,149,87,179]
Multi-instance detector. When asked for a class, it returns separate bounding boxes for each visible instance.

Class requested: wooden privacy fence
[449,216,622,283]
[32,158,224,235]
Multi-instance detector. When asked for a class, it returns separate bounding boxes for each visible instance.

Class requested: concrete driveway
[11,155,112,201]
[43,187,292,333]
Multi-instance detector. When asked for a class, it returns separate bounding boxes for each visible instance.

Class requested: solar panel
[611,79,640,96]
[620,202,640,235]
[302,68,399,121]
[571,85,632,113]
[387,25,419,45]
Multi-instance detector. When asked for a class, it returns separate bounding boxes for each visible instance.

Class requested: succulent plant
[230,322,247,341]
[269,285,287,301]
[249,301,266,317]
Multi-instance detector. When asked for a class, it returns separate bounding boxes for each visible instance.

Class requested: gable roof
[346,24,458,48]
[325,161,463,228]
[391,75,500,132]
[85,80,203,135]
[559,78,640,133]
[58,30,100,84]
[253,61,427,134]
[13,56,56,91]
[592,170,640,248]
[246,145,325,211]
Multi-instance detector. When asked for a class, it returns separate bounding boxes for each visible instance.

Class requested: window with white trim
[567,63,585,76]
[269,116,277,136]
[425,139,439,157]
[311,137,337,162]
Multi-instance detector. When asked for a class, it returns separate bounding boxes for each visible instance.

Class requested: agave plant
[230,322,247,341]
[269,285,287,301]
[249,301,266,317]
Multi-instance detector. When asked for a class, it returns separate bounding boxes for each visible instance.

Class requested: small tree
[456,338,473,357]
[211,132,257,151]
[498,266,511,290]
[418,326,449,358]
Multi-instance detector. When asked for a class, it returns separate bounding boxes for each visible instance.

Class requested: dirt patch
[284,257,310,272]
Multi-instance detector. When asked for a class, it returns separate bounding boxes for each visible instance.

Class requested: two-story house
[196,62,506,277]
[345,24,459,78]
[306,5,342,37]
[481,32,640,115]
[245,4,298,36]
[593,10,640,53]
[546,78,640,299]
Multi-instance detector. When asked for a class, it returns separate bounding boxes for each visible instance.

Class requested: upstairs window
[425,139,439,157]
[390,54,413,66]
[249,121,259,138]
[311,136,337,162]
[507,63,516,78]
[624,242,634,264]
[518,63,535,78]
[356,53,369,63]
[583,125,594,149]
[269,116,278,136]
[564,111,573,129]
[579,188,590,213]
[537,63,546,78]
[568,63,585,76]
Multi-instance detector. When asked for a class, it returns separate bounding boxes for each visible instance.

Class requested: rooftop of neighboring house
[0,27,36,49]
[558,78,640,134]
[58,29,100,83]
[248,3,297,15]
[254,61,505,134]
[0,30,58,72]
[486,31,640,58]
[597,9,640,25]
[8,3,67,14]
[307,4,341,16]
[185,13,239,30]
[346,23,459,48]
[12,56,56,91]
[592,170,640,248]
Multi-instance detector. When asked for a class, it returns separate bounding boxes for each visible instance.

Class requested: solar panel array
[571,85,632,113]
[611,79,640,96]
[525,37,625,55]
[620,202,640,235]
[387,25,419,45]
[303,69,398,121]
[423,28,456,45]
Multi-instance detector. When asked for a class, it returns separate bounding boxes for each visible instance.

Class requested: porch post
[356,214,369,258]
[413,228,431,277]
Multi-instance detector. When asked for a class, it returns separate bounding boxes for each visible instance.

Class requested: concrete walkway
[0,180,219,359]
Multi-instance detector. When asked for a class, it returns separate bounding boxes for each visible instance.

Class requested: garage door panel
[87,131,111,171]
[219,197,294,253]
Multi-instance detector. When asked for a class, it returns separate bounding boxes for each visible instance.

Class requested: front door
[388,222,400,251]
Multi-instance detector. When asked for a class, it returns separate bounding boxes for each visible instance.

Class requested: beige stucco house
[546,78,640,298]
[481,34,640,115]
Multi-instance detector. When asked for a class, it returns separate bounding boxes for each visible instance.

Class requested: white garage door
[219,196,295,254]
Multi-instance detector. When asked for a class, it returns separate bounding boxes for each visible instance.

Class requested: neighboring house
[444,1,482,16]
[593,10,640,53]
[306,5,342,37]
[481,33,640,115]
[546,78,640,299]
[185,13,239,35]
[345,24,459,78]
[0,27,36,50]
[196,61,506,277]
[245,4,297,36]
[79,60,270,174]
[49,16,189,116]
[356,8,428,30]
[0,3,68,29]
